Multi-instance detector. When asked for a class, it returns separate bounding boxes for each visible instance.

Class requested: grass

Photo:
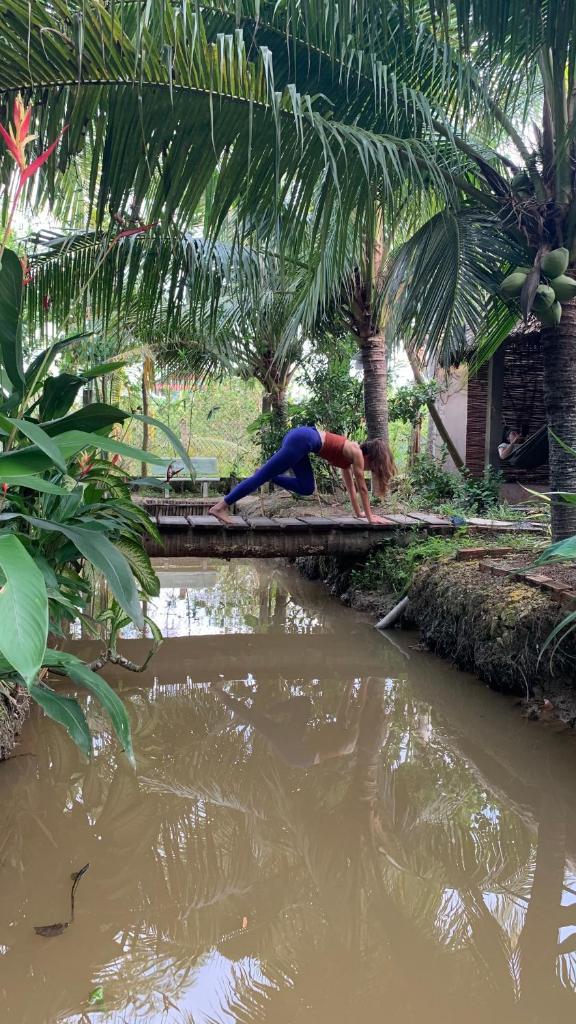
[349,530,545,598]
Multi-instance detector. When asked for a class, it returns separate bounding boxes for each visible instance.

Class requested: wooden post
[485,345,505,470]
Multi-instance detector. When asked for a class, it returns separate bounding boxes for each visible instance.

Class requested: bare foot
[208,502,241,525]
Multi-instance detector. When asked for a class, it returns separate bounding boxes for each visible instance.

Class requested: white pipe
[375,596,409,630]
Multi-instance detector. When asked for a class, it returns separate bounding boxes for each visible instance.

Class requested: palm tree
[4,0,484,465]
[0,1,455,298]
[377,1,576,539]
[155,264,306,452]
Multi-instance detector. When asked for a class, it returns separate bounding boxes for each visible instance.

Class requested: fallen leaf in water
[88,986,104,1005]
[34,921,69,937]
[242,916,248,929]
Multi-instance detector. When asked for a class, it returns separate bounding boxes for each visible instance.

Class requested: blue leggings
[225,426,322,505]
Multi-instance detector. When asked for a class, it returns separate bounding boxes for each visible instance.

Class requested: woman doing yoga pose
[209,426,395,524]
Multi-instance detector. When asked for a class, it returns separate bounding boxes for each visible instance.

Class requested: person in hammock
[498,427,524,461]
[208,426,395,525]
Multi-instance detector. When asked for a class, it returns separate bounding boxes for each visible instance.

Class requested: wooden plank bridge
[144,512,543,559]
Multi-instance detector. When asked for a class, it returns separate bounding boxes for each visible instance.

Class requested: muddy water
[2,560,576,1023]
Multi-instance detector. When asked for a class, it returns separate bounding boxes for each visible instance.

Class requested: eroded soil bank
[0,685,30,761]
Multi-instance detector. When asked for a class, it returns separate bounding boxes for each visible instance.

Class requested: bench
[167,457,220,498]
[140,457,220,498]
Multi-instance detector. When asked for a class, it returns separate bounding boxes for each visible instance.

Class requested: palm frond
[0,1,461,243]
[381,206,524,365]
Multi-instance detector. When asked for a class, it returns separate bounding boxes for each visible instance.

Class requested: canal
[1,558,576,1023]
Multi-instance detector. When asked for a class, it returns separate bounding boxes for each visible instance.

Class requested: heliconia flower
[0,93,68,188]
[114,221,157,242]
[77,451,94,478]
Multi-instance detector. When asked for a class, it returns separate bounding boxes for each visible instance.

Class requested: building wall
[428,365,469,474]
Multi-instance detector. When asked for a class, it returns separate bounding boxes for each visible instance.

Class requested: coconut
[532,284,556,311]
[500,271,527,298]
[539,300,562,326]
[551,274,576,301]
[541,247,570,279]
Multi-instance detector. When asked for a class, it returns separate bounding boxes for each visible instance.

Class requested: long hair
[359,438,396,497]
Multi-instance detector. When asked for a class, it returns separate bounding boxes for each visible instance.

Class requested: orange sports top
[318,432,350,470]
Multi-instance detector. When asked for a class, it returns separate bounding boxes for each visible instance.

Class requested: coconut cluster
[500,248,576,326]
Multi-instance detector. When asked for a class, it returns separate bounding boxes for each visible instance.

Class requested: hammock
[505,425,549,469]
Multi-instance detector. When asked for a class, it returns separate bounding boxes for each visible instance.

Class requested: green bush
[406,450,503,514]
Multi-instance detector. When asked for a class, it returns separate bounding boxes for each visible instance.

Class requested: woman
[498,427,524,461]
[209,425,395,524]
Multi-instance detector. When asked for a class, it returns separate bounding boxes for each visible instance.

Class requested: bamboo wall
[465,329,549,483]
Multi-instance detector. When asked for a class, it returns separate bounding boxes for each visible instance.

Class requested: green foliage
[389,381,440,426]
[406,451,502,515]
[249,346,364,482]
[295,349,365,440]
[0,535,47,685]
[0,240,187,761]
[407,452,460,505]
[123,376,262,478]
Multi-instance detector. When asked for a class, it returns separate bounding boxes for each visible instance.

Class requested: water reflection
[2,561,576,1023]
[123,559,327,638]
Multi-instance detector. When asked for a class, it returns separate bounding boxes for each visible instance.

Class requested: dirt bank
[0,685,30,761]
[296,553,398,618]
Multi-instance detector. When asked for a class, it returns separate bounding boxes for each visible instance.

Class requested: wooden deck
[144,512,543,559]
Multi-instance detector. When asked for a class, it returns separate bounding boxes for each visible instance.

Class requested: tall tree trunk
[358,334,388,440]
[141,372,149,478]
[541,300,576,540]
[270,382,288,431]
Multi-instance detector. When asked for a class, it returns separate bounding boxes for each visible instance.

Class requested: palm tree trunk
[359,334,388,440]
[541,301,576,540]
[141,372,149,478]
[270,383,288,432]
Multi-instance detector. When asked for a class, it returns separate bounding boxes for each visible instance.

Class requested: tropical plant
[0,95,189,761]
[389,381,441,428]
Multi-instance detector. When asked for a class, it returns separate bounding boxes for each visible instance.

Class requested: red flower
[77,452,93,479]
[0,93,68,190]
[114,221,157,242]
[1,483,8,494]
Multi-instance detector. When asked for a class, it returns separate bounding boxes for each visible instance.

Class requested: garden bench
[146,457,220,497]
